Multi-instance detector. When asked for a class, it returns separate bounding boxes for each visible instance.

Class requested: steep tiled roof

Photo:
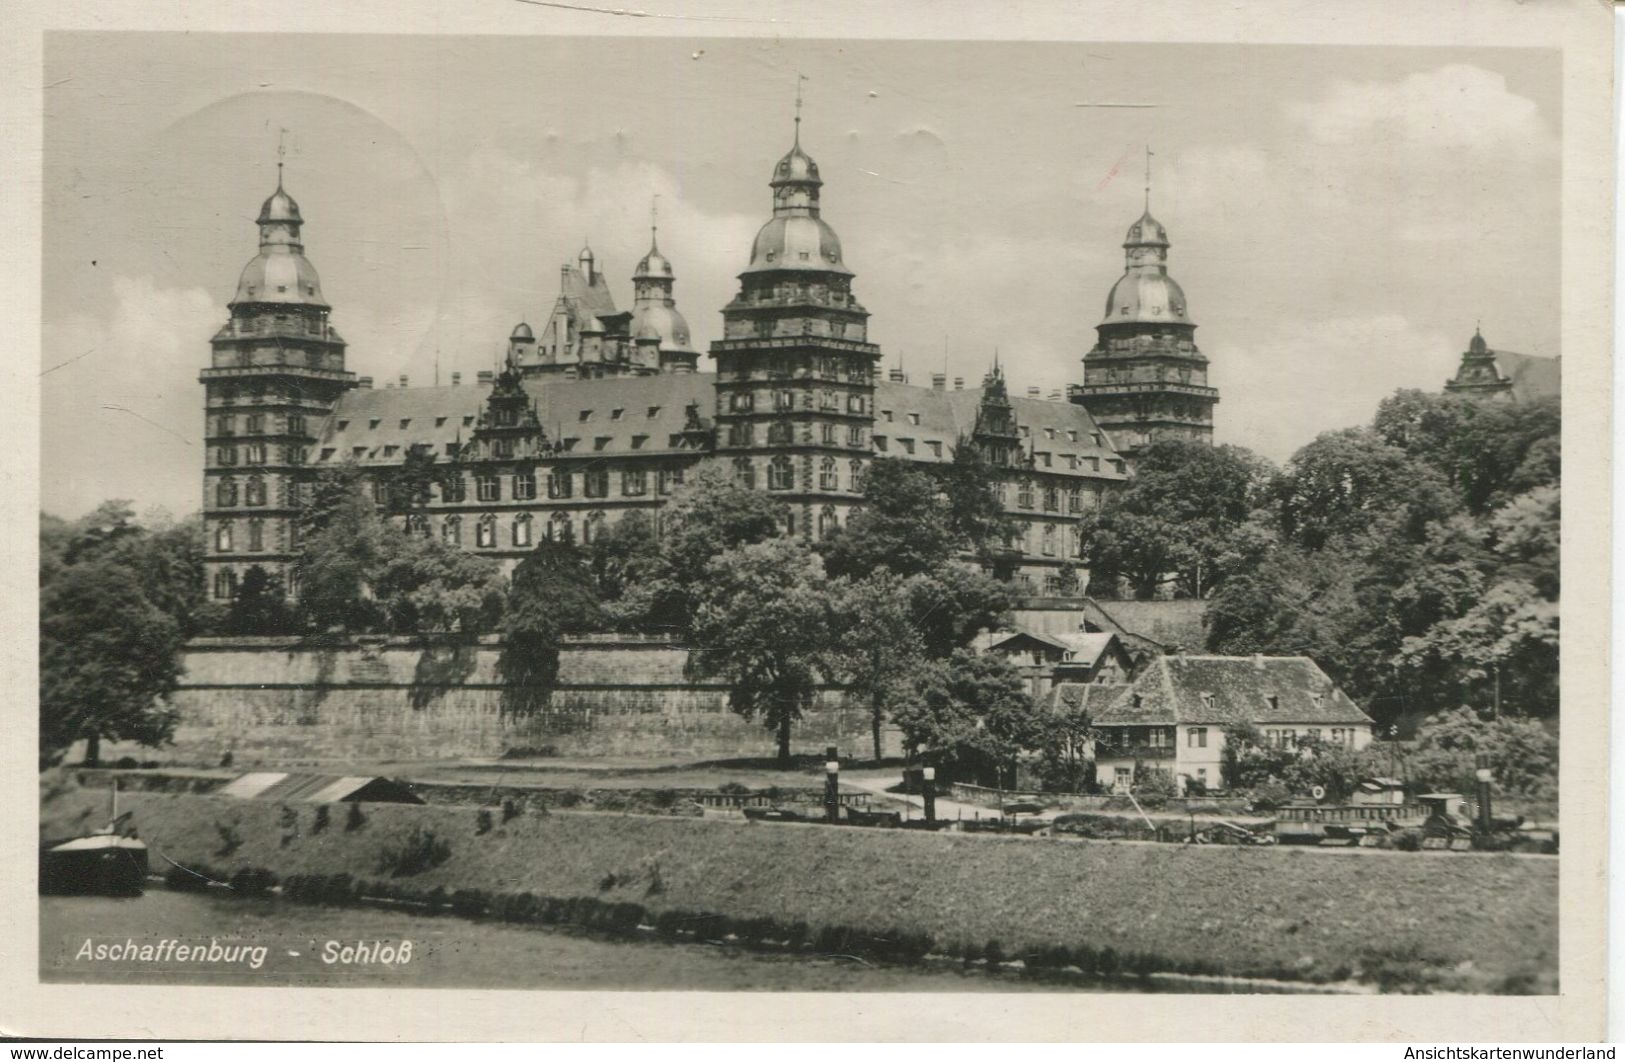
[1089,599,1207,652]
[1049,682,1132,716]
[315,373,715,464]
[1090,655,1371,726]
[872,381,1129,481]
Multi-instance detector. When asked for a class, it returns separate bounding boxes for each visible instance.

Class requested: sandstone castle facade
[200,121,1221,602]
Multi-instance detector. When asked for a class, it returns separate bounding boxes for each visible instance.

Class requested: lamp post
[923,766,937,825]
[824,746,840,825]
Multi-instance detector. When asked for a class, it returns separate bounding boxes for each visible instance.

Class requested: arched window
[549,511,575,544]
[733,457,755,490]
[442,515,461,545]
[216,477,238,508]
[513,514,533,548]
[246,476,267,507]
[406,513,430,538]
[248,518,265,552]
[215,521,234,553]
[476,514,497,548]
[768,456,794,491]
[817,505,838,538]
[819,456,838,491]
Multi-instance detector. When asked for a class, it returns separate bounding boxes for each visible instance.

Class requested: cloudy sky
[41,34,1561,520]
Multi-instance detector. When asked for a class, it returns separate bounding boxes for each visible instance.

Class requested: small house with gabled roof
[973,627,1135,699]
[1090,654,1374,794]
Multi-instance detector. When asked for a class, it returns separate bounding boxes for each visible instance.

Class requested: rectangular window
[287,414,305,436]
[244,444,267,465]
[874,436,888,452]
[476,474,500,502]
[1043,486,1059,512]
[1067,488,1082,513]
[584,468,609,498]
[1188,727,1208,749]
[898,437,915,455]
[442,476,466,503]
[547,470,573,499]
[846,393,864,414]
[1017,481,1034,509]
[658,467,684,495]
[728,422,755,447]
[821,423,837,445]
[493,438,514,459]
[847,424,864,447]
[476,520,496,548]
[246,414,264,434]
[622,469,647,496]
[926,440,942,457]
[908,413,920,426]
[513,472,537,500]
[247,522,263,552]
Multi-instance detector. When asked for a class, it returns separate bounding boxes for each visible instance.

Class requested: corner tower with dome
[709,111,883,540]
[1071,192,1219,456]
[199,165,355,600]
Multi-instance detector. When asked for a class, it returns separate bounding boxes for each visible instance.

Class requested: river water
[42,888,1137,992]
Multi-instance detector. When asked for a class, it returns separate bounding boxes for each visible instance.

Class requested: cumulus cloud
[1287,64,1556,155]
[42,274,221,519]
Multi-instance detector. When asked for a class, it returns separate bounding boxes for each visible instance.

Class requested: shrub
[450,889,490,918]
[501,798,522,823]
[312,805,331,834]
[1392,830,1422,852]
[165,862,213,892]
[376,826,452,877]
[782,920,810,949]
[982,939,1006,966]
[229,866,277,896]
[476,808,494,835]
[717,782,750,795]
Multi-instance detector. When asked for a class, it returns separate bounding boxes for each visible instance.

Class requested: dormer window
[647,406,661,418]
[611,408,624,420]
[1266,694,1280,712]
[400,419,411,429]
[462,416,474,427]
[1201,692,1215,711]
[368,419,381,430]
[579,410,593,422]
[435,417,447,427]
[336,420,349,431]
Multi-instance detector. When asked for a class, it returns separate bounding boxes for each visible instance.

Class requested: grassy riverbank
[41,780,1557,993]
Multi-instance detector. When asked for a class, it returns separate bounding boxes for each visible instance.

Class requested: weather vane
[1145,144,1153,211]
[795,73,808,140]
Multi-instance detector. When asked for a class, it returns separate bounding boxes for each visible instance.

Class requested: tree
[1405,705,1558,802]
[587,510,666,628]
[386,445,441,514]
[610,464,786,631]
[891,650,1040,786]
[1373,390,1559,514]
[372,534,506,635]
[826,571,927,760]
[498,539,603,719]
[294,465,392,633]
[1076,439,1273,599]
[938,442,1019,562]
[687,538,835,766]
[1271,427,1458,550]
[40,559,184,765]
[225,565,298,635]
[820,459,957,579]
[903,562,1015,659]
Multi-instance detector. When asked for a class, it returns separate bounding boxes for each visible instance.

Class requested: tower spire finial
[794,73,808,146]
[1144,144,1153,212]
[650,193,660,247]
[277,127,289,188]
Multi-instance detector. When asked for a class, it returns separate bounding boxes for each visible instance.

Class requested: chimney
[477,370,494,385]
[953,376,964,390]
[357,376,373,389]
[931,372,946,391]
[451,372,462,387]
[399,374,409,389]
[888,368,906,383]
[1026,386,1041,399]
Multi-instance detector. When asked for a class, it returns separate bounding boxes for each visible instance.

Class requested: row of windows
[726,390,868,415]
[214,476,303,508]
[457,467,684,503]
[1003,521,1085,559]
[731,456,866,494]
[725,421,867,448]
[998,482,1101,514]
[213,519,278,553]
[212,414,307,437]
[1263,727,1355,748]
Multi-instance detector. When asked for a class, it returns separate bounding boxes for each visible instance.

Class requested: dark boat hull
[39,839,148,896]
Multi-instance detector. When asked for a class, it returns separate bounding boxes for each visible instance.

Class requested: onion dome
[1100,209,1190,326]
[230,169,328,308]
[634,237,674,280]
[1469,327,1488,355]
[771,141,821,189]
[511,321,534,341]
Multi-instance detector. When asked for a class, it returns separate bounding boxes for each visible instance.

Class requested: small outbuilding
[217,772,424,805]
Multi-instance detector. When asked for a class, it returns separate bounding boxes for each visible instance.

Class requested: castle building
[1443,327,1560,403]
[201,121,1219,603]
[1070,186,1219,456]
